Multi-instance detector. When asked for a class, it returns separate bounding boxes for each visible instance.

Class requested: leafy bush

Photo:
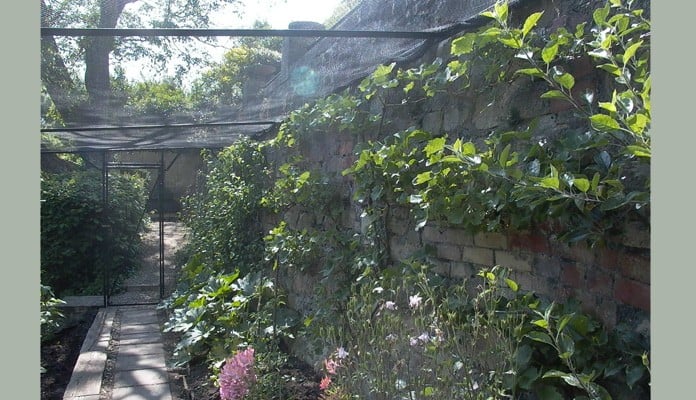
[40,284,66,343]
[320,264,649,399]
[180,140,269,275]
[41,168,149,296]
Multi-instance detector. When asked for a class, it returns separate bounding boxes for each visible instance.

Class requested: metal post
[159,152,165,299]
[101,151,109,307]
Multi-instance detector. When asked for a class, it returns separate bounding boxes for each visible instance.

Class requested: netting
[40,0,511,153]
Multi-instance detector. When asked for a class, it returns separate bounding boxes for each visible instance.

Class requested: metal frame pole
[159,152,165,299]
[101,151,110,307]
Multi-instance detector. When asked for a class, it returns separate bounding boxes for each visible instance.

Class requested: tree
[190,21,282,116]
[40,0,241,126]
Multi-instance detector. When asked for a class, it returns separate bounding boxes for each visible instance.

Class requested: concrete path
[63,304,173,400]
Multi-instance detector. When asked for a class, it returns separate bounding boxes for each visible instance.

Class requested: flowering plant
[219,347,257,400]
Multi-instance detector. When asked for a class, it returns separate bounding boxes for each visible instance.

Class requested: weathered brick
[387,214,409,236]
[560,263,582,287]
[512,271,537,292]
[422,224,474,247]
[534,254,563,280]
[619,221,650,249]
[552,240,596,265]
[461,246,494,266]
[422,111,443,134]
[618,253,650,284]
[585,266,614,297]
[449,261,476,280]
[495,250,533,273]
[508,231,551,254]
[390,235,422,262]
[429,259,452,278]
[436,243,462,261]
[614,278,650,312]
[474,232,508,249]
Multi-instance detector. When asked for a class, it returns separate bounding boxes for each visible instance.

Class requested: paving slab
[119,331,163,345]
[119,342,165,356]
[120,323,161,335]
[115,353,167,371]
[111,383,173,400]
[114,368,170,388]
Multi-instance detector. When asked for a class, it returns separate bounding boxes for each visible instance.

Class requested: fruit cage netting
[40,0,515,153]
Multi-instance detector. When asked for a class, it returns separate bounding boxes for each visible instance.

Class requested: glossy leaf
[590,114,621,131]
[523,11,544,37]
[542,43,559,64]
[541,90,567,100]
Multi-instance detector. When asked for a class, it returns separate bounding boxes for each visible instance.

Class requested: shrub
[41,168,149,296]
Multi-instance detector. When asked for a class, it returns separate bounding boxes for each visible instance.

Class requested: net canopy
[40,0,510,153]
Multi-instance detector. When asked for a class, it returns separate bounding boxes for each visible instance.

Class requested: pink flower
[219,347,257,400]
[320,376,332,390]
[324,358,339,375]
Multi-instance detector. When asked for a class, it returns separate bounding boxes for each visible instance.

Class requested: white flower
[384,301,397,310]
[336,347,348,359]
[409,294,423,309]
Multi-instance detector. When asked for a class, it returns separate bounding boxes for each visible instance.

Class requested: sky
[222,0,345,29]
[119,0,345,83]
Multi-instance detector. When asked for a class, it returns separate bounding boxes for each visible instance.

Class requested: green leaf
[540,90,567,100]
[451,33,476,55]
[598,101,616,113]
[593,3,611,26]
[540,176,560,190]
[462,141,477,156]
[590,114,621,131]
[591,172,601,191]
[574,177,590,193]
[499,36,521,49]
[526,331,554,347]
[597,63,621,76]
[532,319,549,329]
[499,144,511,168]
[543,370,584,389]
[542,43,559,64]
[494,1,509,22]
[554,73,575,90]
[626,113,649,135]
[626,145,650,158]
[626,364,645,389]
[414,171,432,185]
[424,137,446,157]
[403,81,415,93]
[622,40,643,66]
[505,277,519,291]
[522,11,544,37]
[515,68,545,78]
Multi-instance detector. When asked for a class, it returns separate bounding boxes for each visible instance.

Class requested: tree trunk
[84,0,138,124]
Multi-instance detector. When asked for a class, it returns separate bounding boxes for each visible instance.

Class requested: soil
[40,308,99,400]
[40,219,323,400]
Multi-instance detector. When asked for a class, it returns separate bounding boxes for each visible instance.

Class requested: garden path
[62,219,189,400]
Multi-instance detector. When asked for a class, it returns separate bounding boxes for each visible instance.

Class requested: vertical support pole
[159,151,165,299]
[101,151,109,308]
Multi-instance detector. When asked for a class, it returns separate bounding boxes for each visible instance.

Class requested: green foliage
[40,284,66,343]
[180,140,270,274]
[124,79,191,118]
[319,265,649,399]
[40,168,149,296]
[340,0,650,245]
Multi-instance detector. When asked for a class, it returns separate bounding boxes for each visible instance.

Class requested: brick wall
[261,0,649,344]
